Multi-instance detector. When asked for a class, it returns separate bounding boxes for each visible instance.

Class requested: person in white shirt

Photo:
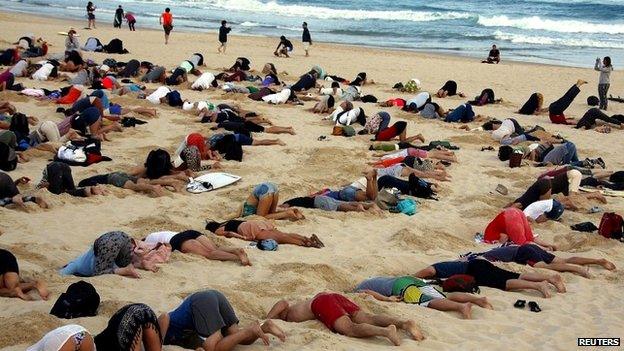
[27,324,94,351]
[144,230,250,266]
[191,72,217,91]
[262,88,292,104]
[319,81,343,96]
[523,199,564,223]
[145,86,171,104]
[405,92,430,111]
[326,101,366,126]
[31,61,55,81]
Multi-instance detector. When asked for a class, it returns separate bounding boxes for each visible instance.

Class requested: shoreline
[2,9,592,70]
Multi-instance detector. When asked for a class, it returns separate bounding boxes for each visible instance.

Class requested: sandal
[528,301,542,313]
[495,184,508,195]
[514,299,526,309]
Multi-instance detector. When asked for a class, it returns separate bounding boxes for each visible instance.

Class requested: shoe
[595,157,606,169]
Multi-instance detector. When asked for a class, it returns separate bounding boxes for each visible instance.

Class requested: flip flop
[514,299,526,309]
[495,184,508,195]
[528,301,542,313]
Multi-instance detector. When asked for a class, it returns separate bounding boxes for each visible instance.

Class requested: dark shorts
[170,230,202,251]
[0,249,19,275]
[106,172,138,188]
[163,24,173,35]
[233,133,253,146]
[431,261,469,278]
[515,244,555,266]
[466,259,520,290]
[311,293,360,331]
[88,13,95,20]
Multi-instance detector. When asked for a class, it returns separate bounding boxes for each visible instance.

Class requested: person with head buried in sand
[266,292,425,345]
[0,248,49,301]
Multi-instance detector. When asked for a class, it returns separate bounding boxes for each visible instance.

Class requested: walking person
[86,2,96,29]
[114,5,124,28]
[595,56,613,110]
[160,7,173,44]
[302,22,312,57]
[218,20,231,54]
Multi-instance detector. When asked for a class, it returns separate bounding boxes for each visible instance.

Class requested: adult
[0,248,49,300]
[86,2,96,29]
[38,162,105,198]
[360,112,425,143]
[27,325,94,351]
[159,290,285,350]
[483,207,556,249]
[0,172,48,209]
[436,80,464,98]
[594,56,613,110]
[267,293,424,345]
[281,195,381,213]
[523,199,564,223]
[482,45,500,64]
[65,29,80,52]
[60,231,140,278]
[355,276,492,319]
[240,182,304,220]
[160,8,173,44]
[549,80,587,124]
[95,303,162,350]
[302,22,312,57]
[415,259,566,298]
[518,93,547,115]
[477,243,616,277]
[574,107,623,131]
[206,220,324,248]
[114,5,124,28]
[274,36,293,58]
[218,20,231,54]
[144,230,250,265]
[125,12,136,31]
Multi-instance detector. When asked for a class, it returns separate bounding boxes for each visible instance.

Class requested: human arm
[267,299,290,320]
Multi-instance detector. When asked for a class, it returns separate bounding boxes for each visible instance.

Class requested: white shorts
[303,42,311,50]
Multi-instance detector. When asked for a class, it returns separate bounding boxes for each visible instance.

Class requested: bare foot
[576,79,588,86]
[548,274,566,293]
[237,249,251,266]
[262,320,286,342]
[287,127,296,135]
[476,297,493,310]
[310,234,324,248]
[416,133,425,143]
[251,322,270,346]
[35,280,49,300]
[14,287,33,301]
[578,267,591,279]
[356,204,365,212]
[152,185,167,197]
[459,303,473,319]
[600,258,616,270]
[537,281,552,298]
[277,140,286,146]
[386,325,401,346]
[403,320,425,341]
[35,197,49,209]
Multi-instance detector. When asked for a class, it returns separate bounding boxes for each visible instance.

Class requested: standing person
[302,22,312,57]
[218,20,231,54]
[160,8,173,45]
[86,2,96,29]
[125,12,136,31]
[114,5,124,28]
[595,56,613,110]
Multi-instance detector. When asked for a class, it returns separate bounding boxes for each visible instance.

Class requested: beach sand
[1,12,623,351]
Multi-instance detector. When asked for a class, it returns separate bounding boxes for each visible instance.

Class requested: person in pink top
[125,12,136,31]
[484,208,556,250]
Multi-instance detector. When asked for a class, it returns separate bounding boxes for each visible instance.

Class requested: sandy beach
[0,11,623,351]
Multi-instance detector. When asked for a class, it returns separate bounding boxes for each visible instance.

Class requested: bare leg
[180,240,242,263]
[333,315,400,346]
[252,139,285,146]
[505,279,552,298]
[520,272,566,293]
[447,293,493,309]
[265,126,296,135]
[0,272,31,300]
[533,261,590,278]
[352,311,424,341]
[562,257,615,270]
[364,169,378,200]
[426,299,473,319]
[204,322,269,351]
[256,230,311,247]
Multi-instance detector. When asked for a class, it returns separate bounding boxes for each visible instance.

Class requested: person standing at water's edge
[125,12,136,31]
[595,56,613,110]
[160,8,173,44]
[218,20,231,54]
[86,2,96,29]
[302,22,312,57]
[114,5,124,28]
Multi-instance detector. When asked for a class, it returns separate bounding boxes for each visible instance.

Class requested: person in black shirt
[482,44,500,64]
[274,36,293,58]
[302,22,312,57]
[218,20,231,54]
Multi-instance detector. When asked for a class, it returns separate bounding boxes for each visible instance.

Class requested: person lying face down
[414,258,566,298]
[266,292,424,345]
[354,275,492,319]
[205,219,324,248]
[159,290,285,350]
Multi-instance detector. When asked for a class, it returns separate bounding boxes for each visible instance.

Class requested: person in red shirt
[484,207,556,250]
[159,8,173,44]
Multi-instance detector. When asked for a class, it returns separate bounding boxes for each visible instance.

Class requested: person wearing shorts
[27,324,94,351]
[479,243,615,276]
[281,194,380,213]
[160,290,284,350]
[240,182,304,221]
[206,219,323,248]
[415,259,566,297]
[0,248,49,300]
[266,292,424,344]
[0,172,47,209]
[77,171,177,197]
[160,8,173,44]
[355,276,491,319]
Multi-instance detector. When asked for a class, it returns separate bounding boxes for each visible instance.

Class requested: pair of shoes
[514,300,541,312]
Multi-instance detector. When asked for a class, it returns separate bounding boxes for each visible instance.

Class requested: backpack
[102,58,117,68]
[145,149,173,179]
[441,274,480,293]
[50,281,100,319]
[391,198,417,216]
[598,212,624,240]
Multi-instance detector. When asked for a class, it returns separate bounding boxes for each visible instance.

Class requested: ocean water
[2,0,623,67]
